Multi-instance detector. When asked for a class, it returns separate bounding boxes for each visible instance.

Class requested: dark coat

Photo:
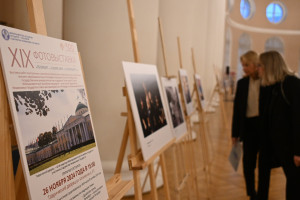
[232,76,250,140]
[263,75,300,161]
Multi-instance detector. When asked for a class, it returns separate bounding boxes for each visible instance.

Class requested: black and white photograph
[161,77,187,140]
[123,61,174,161]
[179,69,194,115]
[194,74,206,110]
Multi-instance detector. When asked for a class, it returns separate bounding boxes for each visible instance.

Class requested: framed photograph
[122,61,174,161]
[194,74,206,110]
[179,69,194,115]
[0,25,108,200]
[161,77,187,140]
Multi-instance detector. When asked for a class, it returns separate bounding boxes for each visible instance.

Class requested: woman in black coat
[232,51,261,200]
[258,51,300,200]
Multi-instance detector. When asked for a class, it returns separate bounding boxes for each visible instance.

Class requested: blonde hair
[240,50,259,66]
[259,51,292,86]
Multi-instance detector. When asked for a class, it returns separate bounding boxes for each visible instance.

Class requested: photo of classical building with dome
[15,89,96,175]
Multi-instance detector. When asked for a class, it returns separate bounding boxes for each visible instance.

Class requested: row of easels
[0,0,135,200]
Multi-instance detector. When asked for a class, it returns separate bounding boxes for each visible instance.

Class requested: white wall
[63,0,226,181]
[0,0,63,39]
[0,0,226,185]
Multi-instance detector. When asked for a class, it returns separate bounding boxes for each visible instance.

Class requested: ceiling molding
[226,15,300,35]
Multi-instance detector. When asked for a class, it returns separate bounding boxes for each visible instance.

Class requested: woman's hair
[259,51,293,86]
[240,50,259,65]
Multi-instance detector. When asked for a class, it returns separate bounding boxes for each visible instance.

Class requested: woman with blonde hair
[232,50,262,200]
[258,51,300,200]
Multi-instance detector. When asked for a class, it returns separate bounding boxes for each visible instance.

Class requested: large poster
[0,25,108,200]
[179,69,194,115]
[161,77,187,140]
[122,61,174,161]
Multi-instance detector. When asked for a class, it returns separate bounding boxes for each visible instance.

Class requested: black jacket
[232,76,251,140]
[262,75,300,159]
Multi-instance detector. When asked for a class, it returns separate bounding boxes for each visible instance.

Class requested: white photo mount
[122,61,174,161]
[179,69,194,115]
[161,77,187,140]
[194,74,206,111]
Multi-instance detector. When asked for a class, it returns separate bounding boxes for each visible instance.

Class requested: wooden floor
[123,100,286,200]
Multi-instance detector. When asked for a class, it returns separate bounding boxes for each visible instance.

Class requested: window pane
[266,2,285,23]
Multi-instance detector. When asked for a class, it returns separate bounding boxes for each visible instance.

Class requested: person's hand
[232,137,239,146]
[294,155,300,167]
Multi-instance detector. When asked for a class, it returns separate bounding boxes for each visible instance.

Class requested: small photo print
[130,74,167,138]
[194,74,206,110]
[179,69,194,115]
[161,77,187,140]
[181,75,192,104]
[14,89,96,175]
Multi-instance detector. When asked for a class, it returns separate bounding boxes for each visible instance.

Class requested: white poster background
[194,74,206,111]
[178,69,194,115]
[122,61,174,161]
[0,25,108,200]
[161,77,187,140]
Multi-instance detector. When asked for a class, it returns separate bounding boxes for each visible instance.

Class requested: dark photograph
[130,74,167,138]
[165,86,184,128]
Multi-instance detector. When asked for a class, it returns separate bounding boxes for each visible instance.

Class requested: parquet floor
[123,100,286,200]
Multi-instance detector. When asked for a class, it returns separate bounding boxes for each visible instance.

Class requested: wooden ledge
[120,112,128,117]
[175,132,189,144]
[107,174,134,200]
[128,138,176,170]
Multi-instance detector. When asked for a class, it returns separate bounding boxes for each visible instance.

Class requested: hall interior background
[0,0,299,199]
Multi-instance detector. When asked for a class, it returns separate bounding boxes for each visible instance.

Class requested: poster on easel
[178,69,194,115]
[161,77,187,140]
[122,61,174,161]
[194,74,206,111]
[0,25,108,200]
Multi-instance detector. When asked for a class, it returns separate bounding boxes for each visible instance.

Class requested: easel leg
[115,120,129,174]
[0,65,16,200]
[148,163,158,200]
[133,170,142,200]
[199,122,211,199]
[172,146,180,200]
[159,153,171,200]
[15,161,29,200]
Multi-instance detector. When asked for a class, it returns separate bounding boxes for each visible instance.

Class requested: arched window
[265,37,284,55]
[240,0,255,20]
[266,2,287,24]
[237,33,251,81]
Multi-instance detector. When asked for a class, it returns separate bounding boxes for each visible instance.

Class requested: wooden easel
[176,37,201,199]
[0,1,133,200]
[209,66,229,131]
[113,1,175,200]
[157,18,193,200]
[191,48,212,199]
[0,1,47,199]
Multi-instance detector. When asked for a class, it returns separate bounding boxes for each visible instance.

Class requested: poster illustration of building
[0,25,108,200]
[122,61,174,161]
